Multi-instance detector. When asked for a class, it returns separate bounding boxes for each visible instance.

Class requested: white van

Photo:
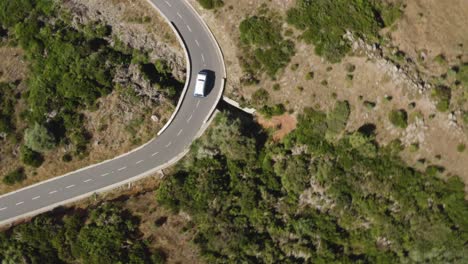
[194,71,208,97]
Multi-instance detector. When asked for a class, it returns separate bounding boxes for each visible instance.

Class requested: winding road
[0,0,225,226]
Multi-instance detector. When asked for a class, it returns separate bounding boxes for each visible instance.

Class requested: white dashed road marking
[187,25,192,32]
[196,100,201,108]
[201,54,205,63]
[177,129,183,136]
[0,207,7,211]
[118,167,127,171]
[152,152,159,157]
[165,1,172,7]
[66,185,75,189]
[195,39,200,47]
[187,114,193,123]
[177,12,182,19]
[49,190,58,194]
[101,173,109,177]
[32,196,40,200]
[83,179,92,183]
[16,202,24,206]
[136,160,144,164]
[165,142,172,148]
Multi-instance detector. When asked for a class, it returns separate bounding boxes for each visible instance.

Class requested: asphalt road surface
[0,0,225,226]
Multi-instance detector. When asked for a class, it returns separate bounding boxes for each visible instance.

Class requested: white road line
[136,160,144,164]
[66,185,75,189]
[165,142,172,148]
[32,196,40,200]
[164,1,172,7]
[177,129,183,136]
[187,25,192,32]
[152,151,159,157]
[201,54,205,62]
[196,100,201,108]
[118,166,127,171]
[49,190,58,194]
[177,12,182,19]
[101,173,109,177]
[195,39,200,47]
[16,201,24,206]
[0,207,7,211]
[187,114,193,123]
[83,179,92,183]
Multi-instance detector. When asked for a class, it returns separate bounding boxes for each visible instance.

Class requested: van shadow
[199,69,216,97]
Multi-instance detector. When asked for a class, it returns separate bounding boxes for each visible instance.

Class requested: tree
[24,123,56,152]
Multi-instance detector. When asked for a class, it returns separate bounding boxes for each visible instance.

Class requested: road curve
[0,0,225,226]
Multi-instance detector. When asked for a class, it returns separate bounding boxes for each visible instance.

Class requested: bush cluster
[0,0,181,160]
[3,168,26,185]
[0,204,165,263]
[287,0,398,62]
[156,110,467,263]
[389,109,408,128]
[239,16,295,77]
[197,0,224,9]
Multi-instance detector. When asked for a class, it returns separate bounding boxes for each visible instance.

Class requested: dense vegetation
[239,15,295,79]
[156,110,467,263]
[197,0,224,10]
[0,204,165,263]
[287,0,400,62]
[0,0,180,183]
[0,82,15,134]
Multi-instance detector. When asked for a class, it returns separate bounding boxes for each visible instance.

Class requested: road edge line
[0,111,220,228]
[181,0,227,124]
[148,1,192,136]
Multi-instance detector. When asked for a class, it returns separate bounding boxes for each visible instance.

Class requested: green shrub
[20,145,44,167]
[305,71,314,80]
[457,143,466,153]
[389,109,408,128]
[287,0,386,62]
[456,63,468,87]
[197,0,224,9]
[251,88,269,105]
[260,104,286,118]
[431,86,451,112]
[326,100,350,136]
[3,167,26,185]
[239,16,295,77]
[24,123,56,152]
[0,82,16,134]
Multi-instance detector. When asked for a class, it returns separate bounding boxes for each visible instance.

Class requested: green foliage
[326,100,350,137]
[457,143,466,153]
[0,82,16,134]
[0,204,159,263]
[259,104,286,118]
[3,167,26,185]
[24,123,55,152]
[0,0,180,155]
[457,63,468,88]
[197,0,224,10]
[287,0,396,62]
[20,145,44,167]
[388,109,408,128]
[431,86,451,112]
[239,16,295,77]
[251,88,269,105]
[156,109,468,263]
